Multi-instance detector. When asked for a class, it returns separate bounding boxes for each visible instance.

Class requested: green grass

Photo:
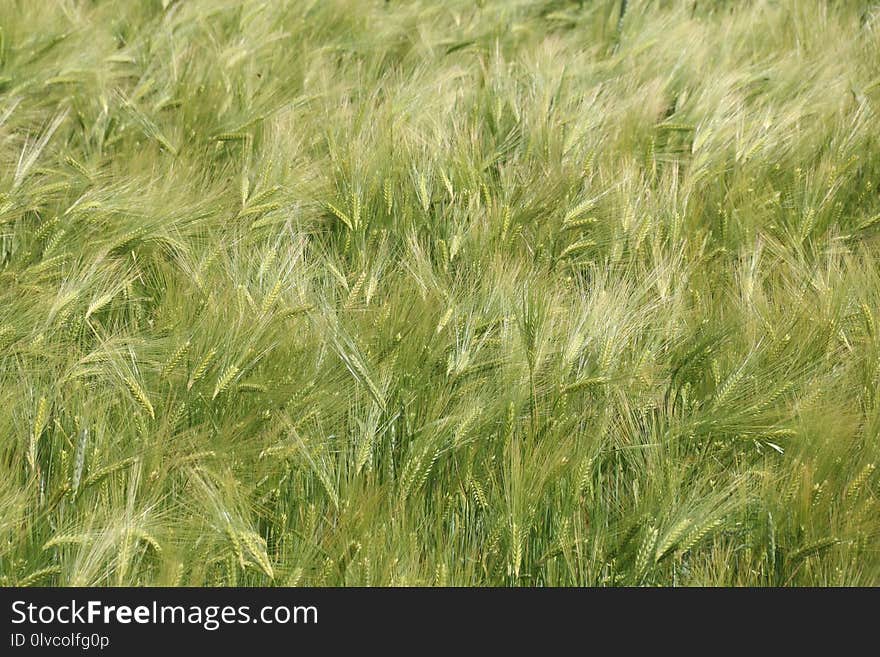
[1,0,879,586]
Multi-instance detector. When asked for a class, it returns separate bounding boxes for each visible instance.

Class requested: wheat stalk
[28,396,49,473]
[188,348,217,390]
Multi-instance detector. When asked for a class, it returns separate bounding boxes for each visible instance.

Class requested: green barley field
[1,0,878,587]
